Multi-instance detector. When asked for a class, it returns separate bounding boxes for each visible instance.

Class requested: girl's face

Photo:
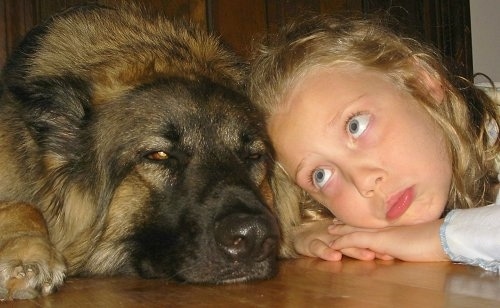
[268,67,452,228]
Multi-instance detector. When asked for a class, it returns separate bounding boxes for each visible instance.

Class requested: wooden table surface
[7,258,500,307]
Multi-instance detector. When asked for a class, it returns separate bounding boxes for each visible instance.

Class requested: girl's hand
[292,219,341,261]
[292,219,377,261]
[325,222,394,261]
[328,219,450,262]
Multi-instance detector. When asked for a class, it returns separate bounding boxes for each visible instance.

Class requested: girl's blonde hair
[248,15,499,256]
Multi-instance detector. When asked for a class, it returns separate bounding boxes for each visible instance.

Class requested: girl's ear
[418,68,445,104]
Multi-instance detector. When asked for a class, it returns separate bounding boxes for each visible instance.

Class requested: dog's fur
[0,4,279,300]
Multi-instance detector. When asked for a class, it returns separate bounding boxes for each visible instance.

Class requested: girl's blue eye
[312,168,332,189]
[347,114,370,138]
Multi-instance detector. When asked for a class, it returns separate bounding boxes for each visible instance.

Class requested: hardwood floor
[6,258,500,307]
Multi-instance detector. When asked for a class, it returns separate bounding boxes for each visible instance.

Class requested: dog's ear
[7,74,92,152]
[2,17,92,150]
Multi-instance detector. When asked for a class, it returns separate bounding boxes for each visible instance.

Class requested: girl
[249,14,500,272]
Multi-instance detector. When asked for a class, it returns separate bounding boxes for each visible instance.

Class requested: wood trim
[361,0,473,78]
[209,0,267,57]
[0,0,6,67]
[0,0,38,68]
[0,0,474,77]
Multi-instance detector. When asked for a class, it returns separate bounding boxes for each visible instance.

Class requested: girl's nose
[352,169,384,198]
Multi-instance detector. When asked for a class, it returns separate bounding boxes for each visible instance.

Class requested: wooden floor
[7,258,500,307]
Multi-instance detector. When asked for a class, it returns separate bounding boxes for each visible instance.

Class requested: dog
[0,3,279,300]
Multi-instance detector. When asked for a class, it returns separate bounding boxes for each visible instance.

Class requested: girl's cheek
[361,116,381,148]
[326,167,343,193]
[322,191,355,223]
[316,172,342,210]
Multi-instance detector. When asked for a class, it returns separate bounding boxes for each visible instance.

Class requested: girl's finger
[375,253,395,261]
[337,247,376,261]
[309,239,343,261]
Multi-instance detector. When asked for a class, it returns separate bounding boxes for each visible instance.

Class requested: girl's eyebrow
[293,152,315,182]
[294,159,307,181]
[327,93,366,128]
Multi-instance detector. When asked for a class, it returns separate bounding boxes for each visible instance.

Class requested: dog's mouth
[215,259,279,285]
[133,230,279,284]
[130,192,280,284]
[178,249,280,284]
[167,214,280,284]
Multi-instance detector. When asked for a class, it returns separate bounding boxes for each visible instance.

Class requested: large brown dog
[0,4,279,300]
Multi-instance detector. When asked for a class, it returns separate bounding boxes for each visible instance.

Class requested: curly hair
[248,14,499,257]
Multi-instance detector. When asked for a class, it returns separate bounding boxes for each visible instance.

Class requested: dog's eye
[245,140,266,162]
[146,151,169,161]
[245,151,266,164]
[247,153,262,161]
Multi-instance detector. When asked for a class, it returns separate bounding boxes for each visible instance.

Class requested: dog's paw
[0,236,66,301]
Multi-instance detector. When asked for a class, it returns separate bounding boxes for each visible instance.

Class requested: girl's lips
[386,187,414,220]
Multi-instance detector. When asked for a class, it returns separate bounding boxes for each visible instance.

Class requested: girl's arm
[328,219,448,262]
[330,204,500,272]
[292,203,500,273]
[292,219,393,261]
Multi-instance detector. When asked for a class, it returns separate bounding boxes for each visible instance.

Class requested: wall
[470,0,500,84]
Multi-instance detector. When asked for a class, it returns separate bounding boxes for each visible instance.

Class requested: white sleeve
[440,203,500,273]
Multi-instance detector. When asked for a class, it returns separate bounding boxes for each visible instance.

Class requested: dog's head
[2,4,279,283]
[98,77,279,283]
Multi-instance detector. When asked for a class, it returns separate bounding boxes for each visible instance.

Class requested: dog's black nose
[214,212,278,262]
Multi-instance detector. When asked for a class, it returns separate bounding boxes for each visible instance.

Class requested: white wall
[470,0,500,84]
